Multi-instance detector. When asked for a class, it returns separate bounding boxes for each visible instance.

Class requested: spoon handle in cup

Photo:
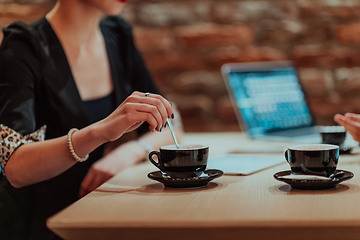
[300,164,328,177]
[167,118,179,149]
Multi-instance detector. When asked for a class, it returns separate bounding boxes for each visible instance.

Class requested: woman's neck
[46,1,102,47]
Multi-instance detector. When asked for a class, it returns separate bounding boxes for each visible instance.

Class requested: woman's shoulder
[2,21,34,47]
[2,18,47,43]
[1,18,47,60]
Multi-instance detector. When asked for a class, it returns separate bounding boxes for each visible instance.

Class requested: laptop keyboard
[244,74,312,130]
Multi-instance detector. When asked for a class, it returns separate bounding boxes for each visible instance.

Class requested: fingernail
[164,123,167,128]
[160,128,163,132]
[171,113,174,119]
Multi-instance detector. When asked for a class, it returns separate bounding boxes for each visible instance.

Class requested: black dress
[0,16,159,239]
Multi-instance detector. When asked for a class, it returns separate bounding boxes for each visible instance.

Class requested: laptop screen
[223,62,313,137]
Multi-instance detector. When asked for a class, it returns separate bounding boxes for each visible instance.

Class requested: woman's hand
[79,140,147,198]
[97,91,173,143]
[334,113,360,142]
[78,92,176,197]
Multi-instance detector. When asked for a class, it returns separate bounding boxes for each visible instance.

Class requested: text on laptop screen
[228,67,312,137]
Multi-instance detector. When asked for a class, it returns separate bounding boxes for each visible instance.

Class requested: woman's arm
[4,91,173,188]
[5,124,100,188]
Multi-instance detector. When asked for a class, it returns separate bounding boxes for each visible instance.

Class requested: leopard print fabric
[0,124,46,175]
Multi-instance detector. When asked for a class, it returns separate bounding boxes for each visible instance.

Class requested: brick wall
[2,0,360,132]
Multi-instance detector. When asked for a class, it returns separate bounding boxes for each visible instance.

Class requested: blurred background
[1,0,360,132]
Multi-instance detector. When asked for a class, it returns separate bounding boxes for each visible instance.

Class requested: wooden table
[47,132,360,240]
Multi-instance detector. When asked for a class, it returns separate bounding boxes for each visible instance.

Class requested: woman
[0,0,183,239]
[334,113,360,142]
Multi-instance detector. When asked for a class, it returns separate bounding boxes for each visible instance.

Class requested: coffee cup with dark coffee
[149,144,209,179]
[320,126,346,147]
[284,144,339,177]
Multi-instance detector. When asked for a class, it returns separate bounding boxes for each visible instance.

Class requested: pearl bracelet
[67,128,89,162]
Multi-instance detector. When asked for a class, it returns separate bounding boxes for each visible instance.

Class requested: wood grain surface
[47,133,360,240]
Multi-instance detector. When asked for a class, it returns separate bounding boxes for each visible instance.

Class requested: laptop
[221,60,321,143]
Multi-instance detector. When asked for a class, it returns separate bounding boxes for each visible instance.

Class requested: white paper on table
[207,154,285,176]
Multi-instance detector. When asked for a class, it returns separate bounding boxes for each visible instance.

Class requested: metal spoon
[300,164,328,177]
[300,164,345,180]
[167,118,179,149]
[328,171,345,180]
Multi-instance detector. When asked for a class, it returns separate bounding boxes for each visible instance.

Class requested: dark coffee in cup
[149,144,209,178]
[284,144,339,177]
[320,126,346,146]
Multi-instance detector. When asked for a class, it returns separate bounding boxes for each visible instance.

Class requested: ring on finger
[145,92,150,97]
